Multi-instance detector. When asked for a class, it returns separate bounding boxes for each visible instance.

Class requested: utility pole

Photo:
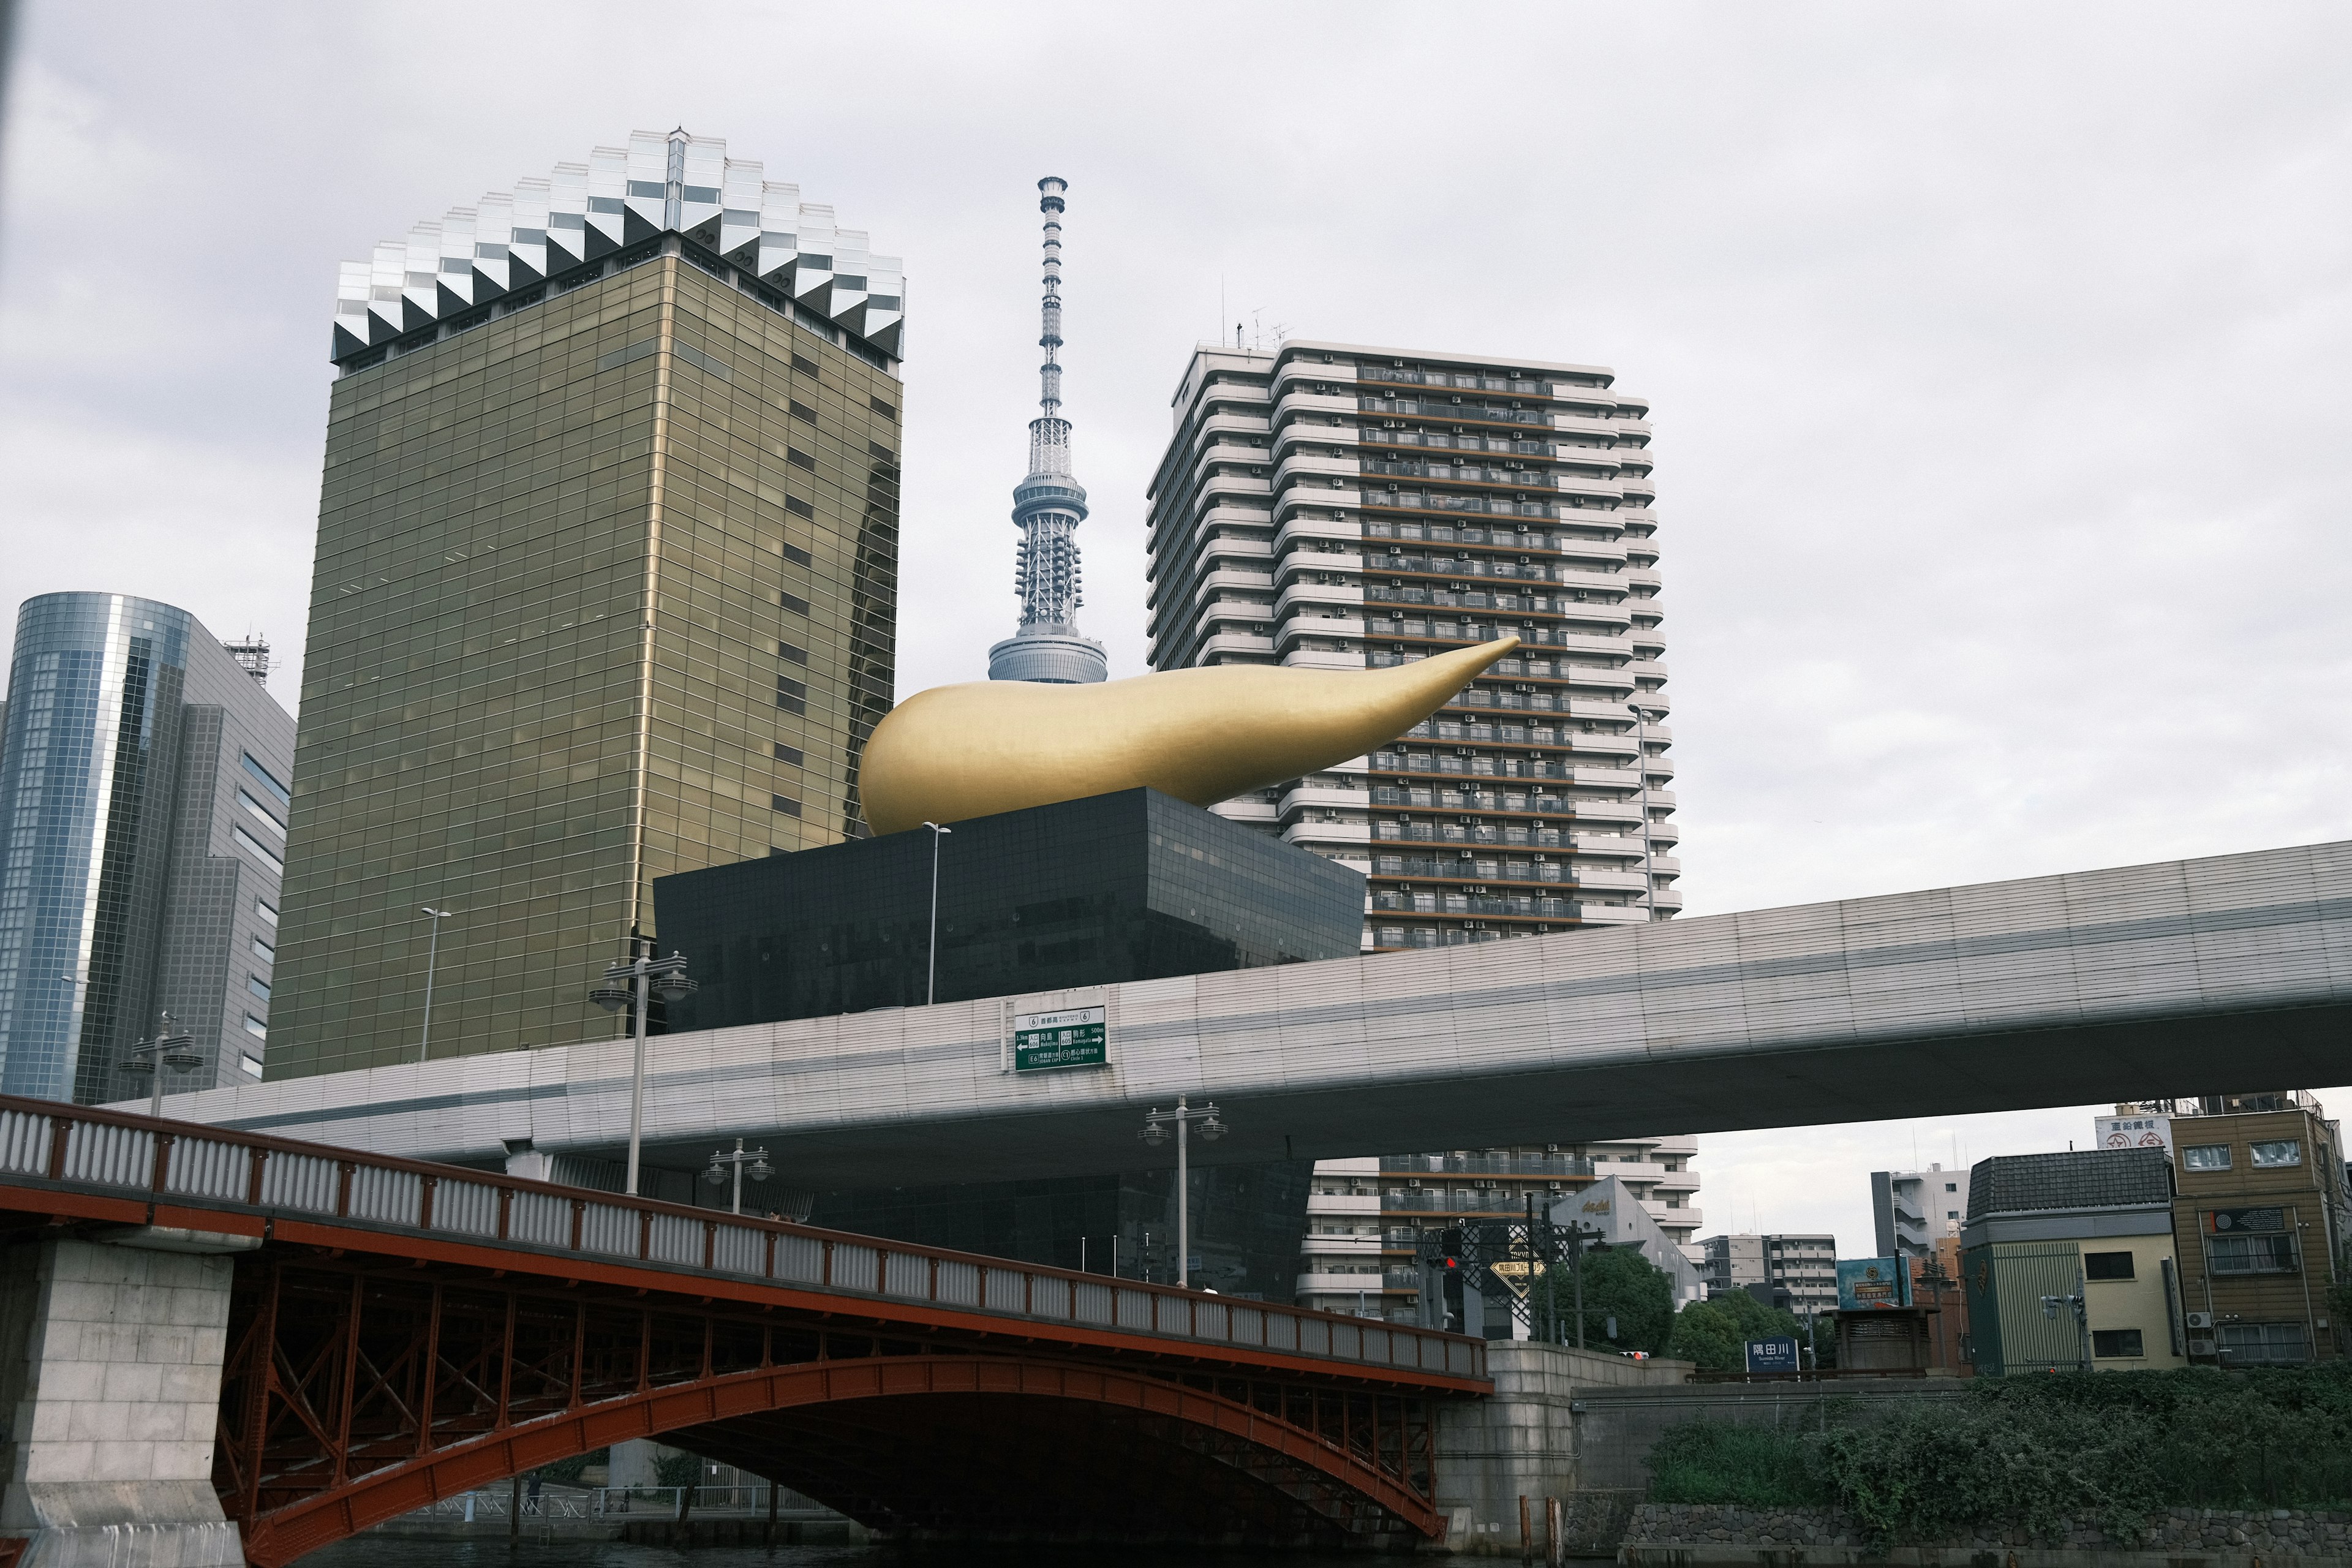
[922,823,951,1005]
[416,905,456,1061]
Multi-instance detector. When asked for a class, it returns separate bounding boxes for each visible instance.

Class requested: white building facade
[1872,1163,1973,1259]
[1144,338,1692,1317]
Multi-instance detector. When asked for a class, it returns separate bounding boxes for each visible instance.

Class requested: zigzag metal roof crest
[330,129,904,366]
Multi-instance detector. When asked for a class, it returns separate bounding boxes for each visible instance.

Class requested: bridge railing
[0,1095,1485,1384]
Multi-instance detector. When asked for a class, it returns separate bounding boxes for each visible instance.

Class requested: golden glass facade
[270,252,899,1077]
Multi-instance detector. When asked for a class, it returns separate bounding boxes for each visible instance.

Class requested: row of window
[2181,1139,2300,1170]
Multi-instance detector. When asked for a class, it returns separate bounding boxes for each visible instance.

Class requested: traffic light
[1437,1228,1466,1330]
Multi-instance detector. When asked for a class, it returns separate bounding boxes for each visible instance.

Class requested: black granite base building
[651,788,1366,1300]
[655,786,1365,1028]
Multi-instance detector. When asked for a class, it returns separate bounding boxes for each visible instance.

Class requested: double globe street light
[704,1137,774,1216]
[1139,1095,1226,1291]
[589,947,696,1197]
[121,1012,202,1118]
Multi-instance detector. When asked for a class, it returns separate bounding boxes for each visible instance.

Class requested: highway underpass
[154,839,2351,1189]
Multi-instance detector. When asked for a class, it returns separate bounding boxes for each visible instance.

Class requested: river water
[305,1542,1251,1567]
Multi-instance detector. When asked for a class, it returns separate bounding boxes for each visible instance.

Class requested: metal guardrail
[410,1487,592,1521]
[592,1485,837,1518]
[0,1095,1486,1384]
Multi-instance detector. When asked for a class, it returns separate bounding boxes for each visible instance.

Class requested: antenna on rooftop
[223,635,271,682]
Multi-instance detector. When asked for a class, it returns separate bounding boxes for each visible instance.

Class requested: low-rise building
[1960,1148,2186,1375]
[2165,1093,2346,1365]
[1698,1231,1839,1316]
[1872,1163,1972,1258]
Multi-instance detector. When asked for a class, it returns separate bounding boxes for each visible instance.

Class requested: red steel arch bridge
[0,1096,1485,1564]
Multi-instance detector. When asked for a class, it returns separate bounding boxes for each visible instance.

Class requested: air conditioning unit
[2188,1338,2217,1357]
[2185,1311,2214,1330]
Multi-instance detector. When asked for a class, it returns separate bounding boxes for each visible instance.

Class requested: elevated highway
[156,840,2351,1189]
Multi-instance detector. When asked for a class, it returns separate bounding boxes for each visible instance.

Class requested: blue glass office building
[0,594,296,1102]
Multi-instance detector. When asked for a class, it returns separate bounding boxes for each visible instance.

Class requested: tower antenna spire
[987,177,1107,685]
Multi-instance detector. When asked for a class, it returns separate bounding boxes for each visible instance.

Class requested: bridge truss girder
[219,1256,1442,1563]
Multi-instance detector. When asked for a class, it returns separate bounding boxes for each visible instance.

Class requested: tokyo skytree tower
[986,177,1107,684]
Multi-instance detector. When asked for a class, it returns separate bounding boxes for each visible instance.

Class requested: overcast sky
[2,2,2346,1256]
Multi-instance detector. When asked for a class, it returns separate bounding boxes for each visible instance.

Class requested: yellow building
[1960,1148,2186,1374]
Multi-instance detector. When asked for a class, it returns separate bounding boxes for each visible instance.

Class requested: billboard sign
[1744,1336,1801,1374]
[2205,1206,2285,1234]
[1011,1006,1108,1072]
[1836,1256,1912,1311]
[2096,1114,2172,1154]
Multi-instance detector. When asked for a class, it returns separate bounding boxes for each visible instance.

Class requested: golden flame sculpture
[861,638,1521,836]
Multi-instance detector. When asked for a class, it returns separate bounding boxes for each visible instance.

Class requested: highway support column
[0,1231,252,1566]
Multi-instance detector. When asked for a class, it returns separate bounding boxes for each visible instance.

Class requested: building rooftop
[331,128,902,368]
[1966,1148,2172,1224]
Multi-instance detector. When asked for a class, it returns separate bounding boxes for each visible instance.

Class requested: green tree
[1531,1242,1675,1354]
[1666,1289,1813,1371]
[1665,1298,1747,1370]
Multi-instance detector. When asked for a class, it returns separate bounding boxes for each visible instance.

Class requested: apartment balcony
[1295,1272,1390,1295]
[1553,539,1630,569]
[1271,388,1362,422]
[1285,821,1371,851]
[1280,774,1371,808]
[1305,1191,1382,1215]
[1575,905,1649,925]
[1186,602,1275,649]
[1273,583,1364,621]
[1273,548,1364,584]
[1275,616,1367,649]
[1551,567,1629,596]
[1551,414,1629,439]
[1382,1153,1597,1178]
[1273,516,1365,553]
[1212,798,1278,824]
[1281,648,1366,672]
[1199,631,1275,662]
[1381,1191,1572,1216]
[1188,568,1274,611]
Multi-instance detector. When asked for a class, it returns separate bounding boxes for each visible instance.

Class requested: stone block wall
[1434,1341,1691,1548]
[0,1235,244,1567]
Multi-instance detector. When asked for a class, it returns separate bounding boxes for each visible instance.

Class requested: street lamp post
[589,944,696,1196]
[1138,1096,1226,1289]
[921,823,951,1005]
[1628,701,1657,920]
[417,907,456,1062]
[120,1012,202,1118]
[703,1137,772,1216]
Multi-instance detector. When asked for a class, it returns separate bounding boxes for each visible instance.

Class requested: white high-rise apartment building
[1144,340,1678,938]
[1145,338,1692,1317]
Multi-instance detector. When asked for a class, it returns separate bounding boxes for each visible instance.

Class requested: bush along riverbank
[1619,1502,2352,1561]
[1639,1363,2352,1551]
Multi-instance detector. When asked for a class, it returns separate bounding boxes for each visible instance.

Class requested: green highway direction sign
[1012,1005,1108,1072]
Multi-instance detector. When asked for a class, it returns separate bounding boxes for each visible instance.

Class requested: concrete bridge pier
[0,1231,249,1567]
[1435,1341,1691,1556]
